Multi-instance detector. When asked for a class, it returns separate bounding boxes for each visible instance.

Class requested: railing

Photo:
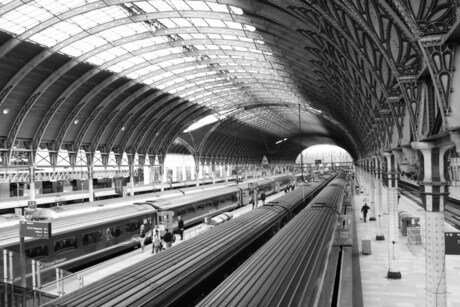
[1,248,80,306]
[407,227,423,255]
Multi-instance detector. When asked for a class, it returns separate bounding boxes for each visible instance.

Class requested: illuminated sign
[19,221,52,239]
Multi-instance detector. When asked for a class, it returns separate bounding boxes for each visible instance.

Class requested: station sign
[19,221,52,239]
[445,232,460,255]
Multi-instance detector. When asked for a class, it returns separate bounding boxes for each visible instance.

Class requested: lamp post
[299,104,304,182]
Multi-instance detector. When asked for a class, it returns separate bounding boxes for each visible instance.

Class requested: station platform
[351,190,460,307]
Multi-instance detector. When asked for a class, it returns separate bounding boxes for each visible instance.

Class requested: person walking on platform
[163,229,173,249]
[361,203,370,223]
[139,224,146,252]
[177,216,185,240]
[261,192,266,206]
[152,229,162,254]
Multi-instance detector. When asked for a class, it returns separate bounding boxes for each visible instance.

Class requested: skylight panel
[173,18,192,27]
[224,21,243,30]
[37,0,75,15]
[0,18,26,34]
[207,33,222,40]
[22,3,53,21]
[151,1,173,12]
[84,7,126,24]
[190,33,206,39]
[189,18,208,27]
[192,44,207,50]
[187,1,211,11]
[98,27,127,41]
[183,114,219,133]
[206,19,225,27]
[222,35,238,40]
[207,2,228,12]
[86,55,105,66]
[31,34,57,47]
[134,1,158,13]
[2,9,40,31]
[145,78,158,85]
[60,45,84,57]
[157,18,176,28]
[71,14,99,28]
[166,0,190,11]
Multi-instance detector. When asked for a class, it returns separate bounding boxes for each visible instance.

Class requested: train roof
[0,203,157,248]
[198,175,347,306]
[157,186,241,210]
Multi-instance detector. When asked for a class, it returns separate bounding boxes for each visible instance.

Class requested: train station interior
[2,1,460,306]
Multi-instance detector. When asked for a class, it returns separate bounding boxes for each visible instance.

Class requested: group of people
[284,184,296,193]
[139,216,186,254]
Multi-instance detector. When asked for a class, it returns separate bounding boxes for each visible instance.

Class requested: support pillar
[384,151,401,279]
[374,155,384,240]
[211,162,216,184]
[224,163,229,182]
[370,158,376,221]
[129,165,135,196]
[148,155,155,184]
[412,141,450,306]
[195,162,200,187]
[29,167,36,200]
[85,152,94,202]
[160,164,165,191]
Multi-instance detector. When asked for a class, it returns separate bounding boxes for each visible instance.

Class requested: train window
[107,225,123,238]
[197,202,205,209]
[176,209,186,216]
[54,237,77,253]
[125,221,142,233]
[26,245,48,259]
[188,206,196,213]
[82,230,103,246]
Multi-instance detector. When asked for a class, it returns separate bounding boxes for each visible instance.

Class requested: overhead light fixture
[2,108,9,115]
[121,126,126,131]
[74,119,79,124]
[275,138,288,144]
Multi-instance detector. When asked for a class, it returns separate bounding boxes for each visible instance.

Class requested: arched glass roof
[0,0,311,131]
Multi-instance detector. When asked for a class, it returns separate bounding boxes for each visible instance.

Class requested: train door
[156,211,175,237]
[275,181,281,193]
[236,188,243,207]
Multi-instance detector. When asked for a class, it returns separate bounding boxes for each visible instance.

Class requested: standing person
[163,229,173,249]
[152,229,162,254]
[261,193,266,206]
[361,203,370,223]
[139,224,146,252]
[177,216,185,240]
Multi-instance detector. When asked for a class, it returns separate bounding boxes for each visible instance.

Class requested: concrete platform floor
[352,192,460,307]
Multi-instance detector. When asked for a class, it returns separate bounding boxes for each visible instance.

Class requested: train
[1,174,296,213]
[39,174,339,307]
[0,173,298,228]
[198,175,348,307]
[0,174,298,286]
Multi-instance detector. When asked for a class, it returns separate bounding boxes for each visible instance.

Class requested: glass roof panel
[173,18,192,27]
[206,19,226,28]
[149,1,173,11]
[189,18,208,27]
[187,1,211,11]
[3,1,316,131]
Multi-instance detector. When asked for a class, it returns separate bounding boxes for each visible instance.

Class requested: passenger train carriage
[0,185,244,280]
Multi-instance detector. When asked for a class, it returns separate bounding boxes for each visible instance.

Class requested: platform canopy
[0,1,458,166]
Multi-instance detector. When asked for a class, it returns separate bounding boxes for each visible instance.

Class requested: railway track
[399,180,460,231]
